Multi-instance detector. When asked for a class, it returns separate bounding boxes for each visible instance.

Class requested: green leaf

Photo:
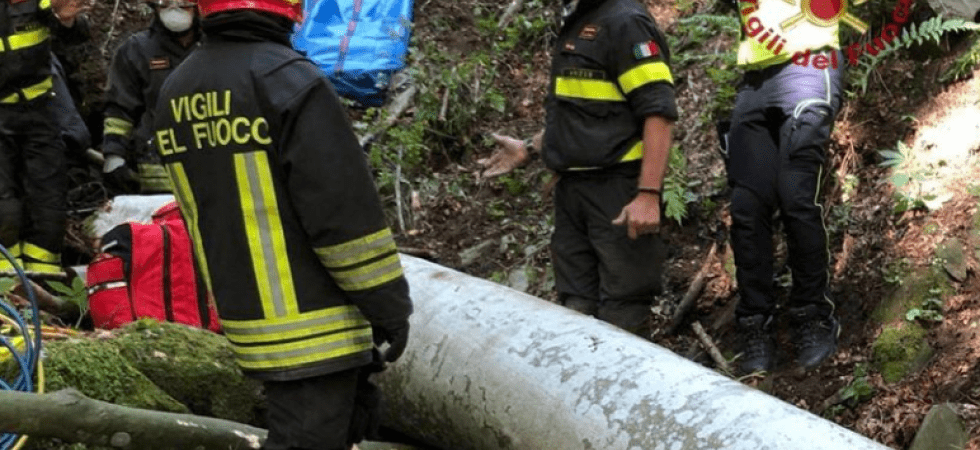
[47,281,74,296]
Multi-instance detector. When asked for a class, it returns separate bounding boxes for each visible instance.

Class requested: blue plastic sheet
[293,0,413,107]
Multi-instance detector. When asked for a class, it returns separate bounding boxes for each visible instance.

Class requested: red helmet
[197,0,303,22]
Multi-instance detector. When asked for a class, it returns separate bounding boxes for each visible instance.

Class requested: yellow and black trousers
[0,94,67,273]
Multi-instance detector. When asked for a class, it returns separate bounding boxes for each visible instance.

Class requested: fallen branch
[0,389,266,449]
[667,241,718,335]
[100,0,123,57]
[691,321,732,375]
[497,0,525,29]
[358,84,419,148]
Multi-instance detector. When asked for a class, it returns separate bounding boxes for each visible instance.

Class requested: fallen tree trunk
[0,389,266,449]
[380,255,893,450]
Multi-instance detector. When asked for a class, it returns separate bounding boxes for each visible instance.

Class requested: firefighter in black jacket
[152,1,413,449]
[480,0,676,336]
[0,0,90,274]
[102,0,201,194]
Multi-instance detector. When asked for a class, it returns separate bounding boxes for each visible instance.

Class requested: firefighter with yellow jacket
[152,1,413,448]
[0,0,90,274]
[723,0,845,374]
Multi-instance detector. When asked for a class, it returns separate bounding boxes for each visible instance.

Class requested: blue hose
[0,243,42,449]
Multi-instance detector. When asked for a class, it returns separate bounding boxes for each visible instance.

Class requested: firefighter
[0,0,90,274]
[151,1,413,449]
[479,0,677,336]
[102,0,201,194]
[721,0,845,373]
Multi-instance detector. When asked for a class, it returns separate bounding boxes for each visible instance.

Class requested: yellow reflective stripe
[618,61,674,94]
[104,117,134,137]
[22,243,57,264]
[0,77,53,104]
[331,253,404,291]
[0,243,22,272]
[0,28,50,53]
[554,77,625,101]
[166,163,213,294]
[23,261,61,274]
[2,242,22,258]
[234,151,298,318]
[39,0,51,9]
[139,163,172,192]
[234,327,374,371]
[222,305,369,344]
[315,228,398,269]
[619,140,643,163]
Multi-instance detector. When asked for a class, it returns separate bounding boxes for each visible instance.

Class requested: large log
[380,256,892,450]
[0,389,265,449]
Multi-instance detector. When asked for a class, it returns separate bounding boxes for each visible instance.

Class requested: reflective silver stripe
[234,151,298,318]
[315,228,398,269]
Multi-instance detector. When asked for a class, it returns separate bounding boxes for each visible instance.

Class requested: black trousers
[261,367,382,450]
[0,96,67,256]
[552,169,665,335]
[725,53,843,319]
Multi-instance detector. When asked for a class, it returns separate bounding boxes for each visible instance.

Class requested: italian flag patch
[633,40,660,59]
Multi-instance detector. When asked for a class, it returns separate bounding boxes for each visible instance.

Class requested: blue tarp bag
[293,0,413,107]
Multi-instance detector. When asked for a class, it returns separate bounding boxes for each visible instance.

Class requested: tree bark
[0,389,266,449]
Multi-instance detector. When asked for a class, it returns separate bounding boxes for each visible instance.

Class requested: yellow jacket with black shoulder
[152,15,412,381]
[543,0,677,172]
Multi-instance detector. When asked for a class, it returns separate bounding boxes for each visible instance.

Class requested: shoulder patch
[149,57,171,70]
[633,40,660,59]
[579,24,601,40]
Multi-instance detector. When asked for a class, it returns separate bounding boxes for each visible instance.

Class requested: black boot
[789,305,840,371]
[737,314,774,374]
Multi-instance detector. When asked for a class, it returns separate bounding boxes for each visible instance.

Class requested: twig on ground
[101,0,123,56]
[358,84,418,148]
[692,321,733,374]
[667,241,718,335]
[497,0,525,29]
[394,147,406,232]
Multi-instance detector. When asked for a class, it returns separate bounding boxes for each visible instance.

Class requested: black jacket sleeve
[609,13,679,121]
[103,37,146,158]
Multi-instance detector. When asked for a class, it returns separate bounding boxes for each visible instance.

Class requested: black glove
[372,320,410,363]
[105,165,141,194]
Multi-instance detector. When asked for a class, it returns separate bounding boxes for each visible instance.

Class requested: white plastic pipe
[380,255,890,450]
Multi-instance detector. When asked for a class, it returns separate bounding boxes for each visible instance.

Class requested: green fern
[852,17,980,93]
[663,145,696,225]
[941,33,980,83]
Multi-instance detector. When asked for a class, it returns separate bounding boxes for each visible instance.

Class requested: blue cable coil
[0,243,42,449]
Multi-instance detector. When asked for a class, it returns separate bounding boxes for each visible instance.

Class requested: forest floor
[58,0,980,449]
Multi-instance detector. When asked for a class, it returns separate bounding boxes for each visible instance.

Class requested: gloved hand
[372,320,410,363]
[103,155,140,194]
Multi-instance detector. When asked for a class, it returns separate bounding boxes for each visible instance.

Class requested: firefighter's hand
[51,0,91,26]
[477,133,530,178]
[612,193,661,239]
[373,320,410,363]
